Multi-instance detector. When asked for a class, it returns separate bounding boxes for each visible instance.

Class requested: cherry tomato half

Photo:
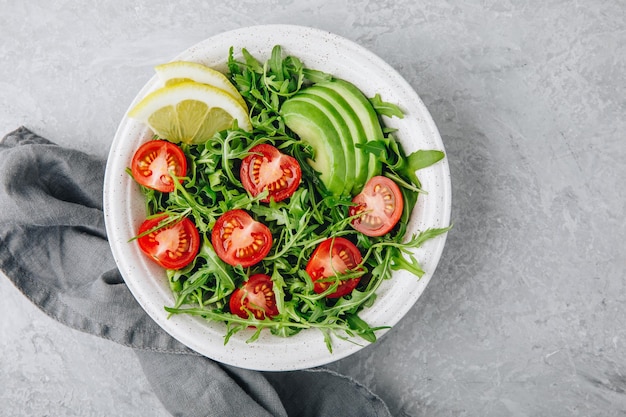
[240,144,302,202]
[229,274,279,320]
[211,209,273,267]
[349,176,404,237]
[137,214,200,270]
[131,140,187,193]
[305,237,363,298]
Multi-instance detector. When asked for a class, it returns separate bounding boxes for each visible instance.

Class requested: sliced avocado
[281,98,347,195]
[298,85,370,194]
[316,79,383,189]
[281,78,385,196]
[291,92,356,195]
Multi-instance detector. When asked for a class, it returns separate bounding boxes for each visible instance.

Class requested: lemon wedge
[128,81,252,144]
[155,61,248,111]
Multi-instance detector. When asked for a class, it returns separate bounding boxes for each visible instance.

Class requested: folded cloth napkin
[0,127,391,417]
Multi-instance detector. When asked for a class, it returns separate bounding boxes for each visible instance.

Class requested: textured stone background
[1,1,625,416]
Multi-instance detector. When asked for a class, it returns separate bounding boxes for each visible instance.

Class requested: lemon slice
[155,61,248,111]
[128,81,252,144]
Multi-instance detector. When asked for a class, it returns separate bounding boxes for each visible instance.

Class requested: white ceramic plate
[104,24,451,371]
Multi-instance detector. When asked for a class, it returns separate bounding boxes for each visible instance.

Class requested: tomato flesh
[229,274,279,320]
[212,209,272,267]
[349,176,404,237]
[131,140,187,193]
[240,144,302,202]
[305,237,363,298]
[137,214,200,270]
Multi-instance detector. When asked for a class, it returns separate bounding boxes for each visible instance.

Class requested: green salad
[127,46,450,351]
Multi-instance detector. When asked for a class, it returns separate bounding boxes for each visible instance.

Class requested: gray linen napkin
[0,127,391,417]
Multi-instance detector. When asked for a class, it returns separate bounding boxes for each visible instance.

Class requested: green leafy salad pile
[129,45,450,351]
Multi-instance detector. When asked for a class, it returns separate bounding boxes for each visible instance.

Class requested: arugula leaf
[356,138,445,190]
[355,140,389,161]
[345,313,377,343]
[303,68,332,83]
[369,93,405,118]
[168,236,236,308]
[242,48,264,73]
[403,150,445,186]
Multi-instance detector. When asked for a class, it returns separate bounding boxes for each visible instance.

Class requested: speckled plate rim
[103,24,451,371]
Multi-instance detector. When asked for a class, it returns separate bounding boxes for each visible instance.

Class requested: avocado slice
[296,85,370,194]
[281,98,347,195]
[290,92,356,195]
[280,78,385,196]
[316,79,383,189]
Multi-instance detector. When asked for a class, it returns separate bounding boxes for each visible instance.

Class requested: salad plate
[103,24,451,371]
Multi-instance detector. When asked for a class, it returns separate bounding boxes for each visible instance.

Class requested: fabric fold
[0,126,391,417]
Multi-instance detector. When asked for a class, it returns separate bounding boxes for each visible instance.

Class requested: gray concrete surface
[1,1,625,416]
